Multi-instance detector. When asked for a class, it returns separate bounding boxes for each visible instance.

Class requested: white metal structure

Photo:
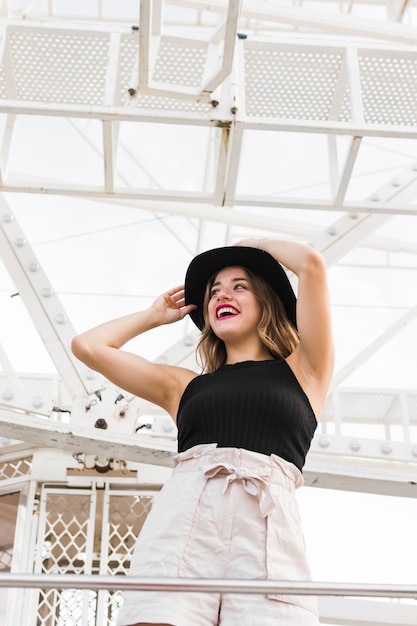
[0,1,416,625]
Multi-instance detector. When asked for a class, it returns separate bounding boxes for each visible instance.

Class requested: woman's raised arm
[71,286,197,419]
[235,238,334,416]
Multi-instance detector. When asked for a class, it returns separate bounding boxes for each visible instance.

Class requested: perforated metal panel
[322,389,417,424]
[154,39,207,86]
[7,29,110,105]
[358,51,417,125]
[243,42,417,126]
[244,44,344,120]
[119,34,211,111]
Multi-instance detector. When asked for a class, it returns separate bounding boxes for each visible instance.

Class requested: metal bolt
[380,441,393,455]
[318,435,331,448]
[2,388,14,401]
[55,313,67,324]
[349,439,362,452]
[32,396,44,409]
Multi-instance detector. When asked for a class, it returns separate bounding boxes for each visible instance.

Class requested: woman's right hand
[151,284,197,325]
[71,284,199,415]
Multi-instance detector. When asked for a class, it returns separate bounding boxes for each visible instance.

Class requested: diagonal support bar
[0,199,104,398]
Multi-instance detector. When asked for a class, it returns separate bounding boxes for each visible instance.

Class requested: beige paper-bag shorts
[117,444,319,626]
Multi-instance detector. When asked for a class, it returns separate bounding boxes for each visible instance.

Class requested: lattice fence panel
[0,456,32,480]
[36,490,97,626]
[99,493,155,624]
[0,546,13,571]
[33,486,156,625]
[107,494,153,575]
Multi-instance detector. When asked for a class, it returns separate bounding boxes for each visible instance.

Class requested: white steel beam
[1,100,416,140]
[0,114,15,186]
[308,161,417,266]
[1,381,416,496]
[0,408,177,467]
[332,136,362,205]
[137,0,242,100]
[345,47,364,124]
[171,0,417,44]
[1,407,417,497]
[102,31,122,192]
[201,0,242,95]
[3,0,416,33]
[2,183,417,216]
[0,22,17,186]
[0,21,416,212]
[0,200,104,398]
[331,302,417,388]
[102,120,117,192]
[386,0,410,23]
[138,0,157,94]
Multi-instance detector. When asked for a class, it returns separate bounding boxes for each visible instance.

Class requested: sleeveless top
[176,359,317,472]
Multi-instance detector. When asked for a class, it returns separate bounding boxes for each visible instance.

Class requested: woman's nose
[216,287,231,300]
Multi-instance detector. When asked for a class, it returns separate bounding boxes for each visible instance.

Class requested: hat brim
[184,246,297,331]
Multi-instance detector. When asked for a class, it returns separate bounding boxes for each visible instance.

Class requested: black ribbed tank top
[176,359,317,472]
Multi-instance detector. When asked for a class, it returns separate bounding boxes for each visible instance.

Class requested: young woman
[71,238,334,626]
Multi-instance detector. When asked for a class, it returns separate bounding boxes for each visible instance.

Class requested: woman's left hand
[233,238,266,250]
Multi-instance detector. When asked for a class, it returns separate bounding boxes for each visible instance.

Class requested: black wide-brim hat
[184,246,297,331]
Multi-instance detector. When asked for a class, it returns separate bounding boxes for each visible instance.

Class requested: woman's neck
[225,342,272,365]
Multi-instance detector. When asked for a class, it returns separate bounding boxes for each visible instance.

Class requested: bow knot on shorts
[203,461,275,518]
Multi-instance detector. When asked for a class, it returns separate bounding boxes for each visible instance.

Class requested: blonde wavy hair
[196,267,299,373]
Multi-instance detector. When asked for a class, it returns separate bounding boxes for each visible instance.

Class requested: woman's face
[207,266,262,342]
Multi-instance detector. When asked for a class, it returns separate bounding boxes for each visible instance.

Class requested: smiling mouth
[216,305,239,319]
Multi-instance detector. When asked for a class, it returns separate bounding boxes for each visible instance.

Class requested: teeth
[217,306,238,318]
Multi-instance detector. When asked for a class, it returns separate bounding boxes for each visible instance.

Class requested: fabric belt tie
[203,462,275,518]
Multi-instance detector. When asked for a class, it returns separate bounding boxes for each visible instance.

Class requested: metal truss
[0,0,415,490]
[0,11,416,211]
[0,4,417,624]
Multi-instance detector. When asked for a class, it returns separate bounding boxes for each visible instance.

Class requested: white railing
[0,573,416,599]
